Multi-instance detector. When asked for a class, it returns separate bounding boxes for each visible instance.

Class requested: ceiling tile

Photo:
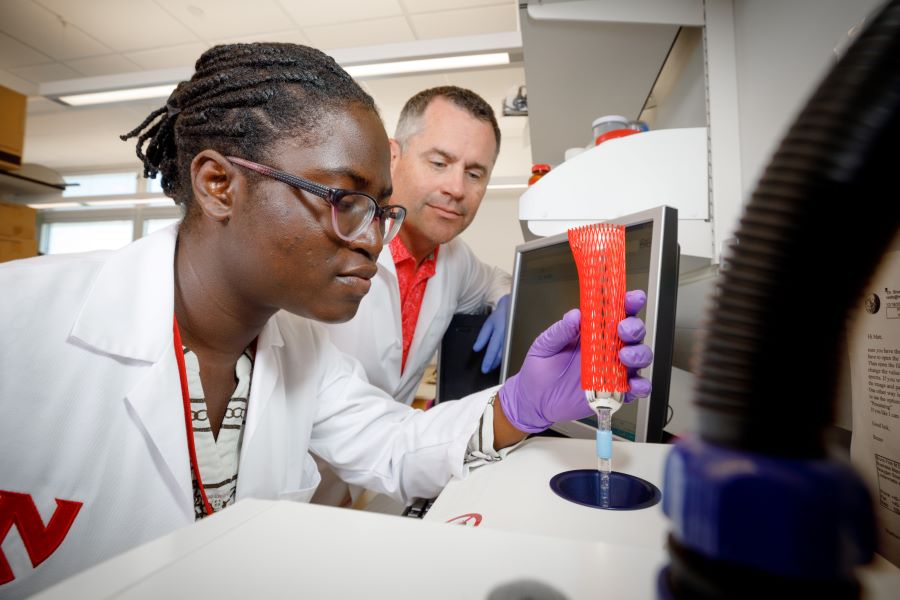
[276,0,403,27]
[64,54,140,77]
[0,69,39,95]
[401,0,509,14]
[0,0,111,60]
[409,4,517,40]
[10,62,82,84]
[124,43,210,70]
[37,0,199,52]
[154,0,296,41]
[0,32,52,69]
[303,17,415,50]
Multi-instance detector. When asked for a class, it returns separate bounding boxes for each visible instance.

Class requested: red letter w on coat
[0,491,82,585]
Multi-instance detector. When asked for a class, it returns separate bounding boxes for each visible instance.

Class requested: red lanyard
[173,316,214,517]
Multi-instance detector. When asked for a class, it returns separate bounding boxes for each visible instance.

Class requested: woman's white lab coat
[0,226,491,598]
[325,237,510,406]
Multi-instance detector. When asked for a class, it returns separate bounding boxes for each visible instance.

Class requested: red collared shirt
[390,236,440,373]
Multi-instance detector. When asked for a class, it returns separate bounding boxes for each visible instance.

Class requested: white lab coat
[325,238,510,406]
[0,226,491,598]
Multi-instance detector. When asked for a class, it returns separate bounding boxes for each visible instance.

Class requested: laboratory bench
[33,498,667,599]
[425,437,671,548]
[32,438,900,599]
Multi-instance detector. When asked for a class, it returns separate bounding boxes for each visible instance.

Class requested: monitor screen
[501,206,679,442]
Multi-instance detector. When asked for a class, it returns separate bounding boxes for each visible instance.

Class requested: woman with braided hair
[0,43,645,597]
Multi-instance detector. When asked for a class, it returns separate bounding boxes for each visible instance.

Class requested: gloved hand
[498,291,654,434]
[619,290,653,403]
[472,294,510,374]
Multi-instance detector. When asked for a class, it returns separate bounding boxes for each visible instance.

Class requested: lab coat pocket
[277,453,322,503]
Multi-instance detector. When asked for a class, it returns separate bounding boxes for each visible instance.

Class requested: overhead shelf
[519,2,683,165]
[518,127,711,260]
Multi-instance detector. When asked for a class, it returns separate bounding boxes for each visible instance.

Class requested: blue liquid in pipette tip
[596,429,612,461]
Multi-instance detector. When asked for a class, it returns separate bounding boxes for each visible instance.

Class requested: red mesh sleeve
[568,223,628,393]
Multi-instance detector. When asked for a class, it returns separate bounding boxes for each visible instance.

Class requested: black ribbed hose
[695,0,900,457]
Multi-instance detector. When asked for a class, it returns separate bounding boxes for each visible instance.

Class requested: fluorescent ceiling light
[57,84,177,107]
[50,51,509,107]
[345,52,508,78]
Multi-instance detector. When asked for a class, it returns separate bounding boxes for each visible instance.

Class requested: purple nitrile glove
[619,290,653,403]
[498,308,588,433]
[472,294,510,374]
[499,291,655,433]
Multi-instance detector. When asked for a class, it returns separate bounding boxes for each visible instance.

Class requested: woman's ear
[190,150,235,223]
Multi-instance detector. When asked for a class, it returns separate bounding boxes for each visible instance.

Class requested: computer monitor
[500,205,679,442]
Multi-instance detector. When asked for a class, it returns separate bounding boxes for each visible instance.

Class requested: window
[35,169,182,255]
[147,175,164,194]
[42,221,134,255]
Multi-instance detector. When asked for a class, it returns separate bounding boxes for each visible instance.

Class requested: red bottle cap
[595,129,639,146]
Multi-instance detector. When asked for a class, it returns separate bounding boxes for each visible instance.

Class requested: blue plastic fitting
[662,436,876,581]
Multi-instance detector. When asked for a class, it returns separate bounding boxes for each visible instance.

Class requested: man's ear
[190,150,236,223]
[388,138,402,171]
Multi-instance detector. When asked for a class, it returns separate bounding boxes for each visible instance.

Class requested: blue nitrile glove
[499,291,654,433]
[472,294,511,374]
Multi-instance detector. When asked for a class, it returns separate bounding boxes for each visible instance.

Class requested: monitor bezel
[500,205,679,443]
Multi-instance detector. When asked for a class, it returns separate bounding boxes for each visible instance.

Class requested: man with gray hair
[326,85,511,409]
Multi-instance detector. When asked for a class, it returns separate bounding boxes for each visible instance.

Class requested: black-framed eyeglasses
[226,156,405,244]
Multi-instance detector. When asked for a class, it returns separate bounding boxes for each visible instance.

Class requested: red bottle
[528,163,551,186]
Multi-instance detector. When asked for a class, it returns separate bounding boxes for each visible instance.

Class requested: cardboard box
[0,201,37,239]
[0,85,26,170]
[0,236,37,263]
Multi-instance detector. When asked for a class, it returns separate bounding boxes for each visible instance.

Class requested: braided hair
[121,43,377,212]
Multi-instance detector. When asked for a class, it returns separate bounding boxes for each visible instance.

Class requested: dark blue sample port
[549,469,661,510]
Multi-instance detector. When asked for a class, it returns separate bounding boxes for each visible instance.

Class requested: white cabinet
[519,127,711,259]
[518,0,884,264]
[519,0,726,263]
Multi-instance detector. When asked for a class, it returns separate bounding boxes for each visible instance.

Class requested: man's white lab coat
[0,226,491,598]
[325,238,510,406]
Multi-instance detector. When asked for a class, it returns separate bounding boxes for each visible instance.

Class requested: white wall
[458,188,524,275]
[652,33,706,131]
[732,0,885,198]
[697,0,886,432]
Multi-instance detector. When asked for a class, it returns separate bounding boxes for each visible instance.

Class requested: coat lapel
[68,226,194,513]
[376,249,402,341]
[69,227,175,363]
[242,316,285,449]
[124,354,193,513]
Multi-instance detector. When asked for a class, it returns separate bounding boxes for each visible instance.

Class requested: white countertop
[425,437,673,549]
[33,498,666,600]
[31,437,900,598]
